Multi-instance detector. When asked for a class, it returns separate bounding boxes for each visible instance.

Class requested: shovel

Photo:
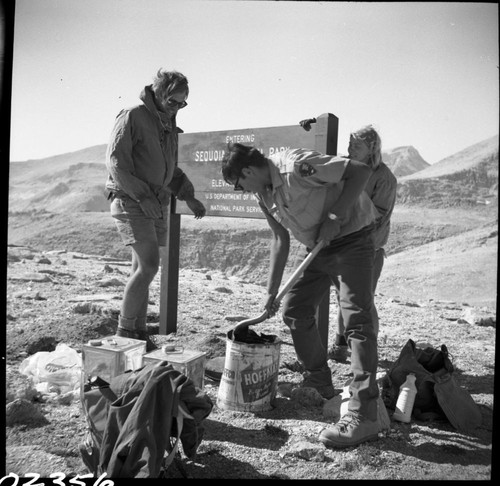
[232,240,326,340]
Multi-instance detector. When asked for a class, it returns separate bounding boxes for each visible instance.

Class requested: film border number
[0,473,114,486]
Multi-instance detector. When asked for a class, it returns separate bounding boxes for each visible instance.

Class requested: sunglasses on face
[165,98,188,109]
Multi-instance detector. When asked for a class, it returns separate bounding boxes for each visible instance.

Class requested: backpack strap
[162,382,194,471]
[80,376,120,476]
[433,372,482,433]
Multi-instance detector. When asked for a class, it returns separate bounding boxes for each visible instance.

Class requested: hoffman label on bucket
[217,336,282,412]
[241,361,280,402]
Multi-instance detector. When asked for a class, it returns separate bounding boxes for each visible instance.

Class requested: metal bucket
[216,331,281,412]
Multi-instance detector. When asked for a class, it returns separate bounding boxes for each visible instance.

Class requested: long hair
[351,125,382,168]
[151,69,189,99]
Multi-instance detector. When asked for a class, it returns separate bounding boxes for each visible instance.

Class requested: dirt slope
[4,203,497,480]
[5,243,496,480]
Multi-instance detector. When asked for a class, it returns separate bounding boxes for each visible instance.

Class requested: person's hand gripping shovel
[231,240,326,342]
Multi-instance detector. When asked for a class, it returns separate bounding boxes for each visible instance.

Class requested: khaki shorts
[110,196,168,246]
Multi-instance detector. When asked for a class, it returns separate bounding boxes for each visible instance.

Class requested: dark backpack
[388,339,481,433]
[79,361,213,478]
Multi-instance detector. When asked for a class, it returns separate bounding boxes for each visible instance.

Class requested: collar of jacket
[140,84,177,133]
[267,157,284,194]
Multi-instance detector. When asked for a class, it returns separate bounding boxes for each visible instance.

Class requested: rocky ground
[4,214,497,480]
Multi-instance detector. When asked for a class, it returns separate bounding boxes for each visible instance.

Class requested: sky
[7,0,499,164]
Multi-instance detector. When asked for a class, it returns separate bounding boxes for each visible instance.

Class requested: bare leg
[120,240,159,328]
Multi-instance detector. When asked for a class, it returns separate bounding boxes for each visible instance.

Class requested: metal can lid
[162,345,184,354]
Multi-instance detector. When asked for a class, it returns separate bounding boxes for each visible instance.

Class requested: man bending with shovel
[221,143,381,448]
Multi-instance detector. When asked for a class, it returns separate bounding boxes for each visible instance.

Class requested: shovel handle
[274,240,326,304]
[232,240,326,334]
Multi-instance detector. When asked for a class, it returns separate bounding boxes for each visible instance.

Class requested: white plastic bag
[19,343,82,394]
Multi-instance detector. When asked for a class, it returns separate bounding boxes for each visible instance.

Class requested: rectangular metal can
[82,335,146,383]
[143,346,206,389]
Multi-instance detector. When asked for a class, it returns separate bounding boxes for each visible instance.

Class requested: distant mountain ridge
[397,134,498,207]
[399,134,499,181]
[8,135,498,213]
[382,146,429,177]
[9,145,109,213]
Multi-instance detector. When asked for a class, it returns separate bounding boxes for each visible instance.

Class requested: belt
[325,223,375,249]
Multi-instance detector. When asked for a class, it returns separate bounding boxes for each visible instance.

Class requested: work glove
[299,118,317,131]
[317,218,341,244]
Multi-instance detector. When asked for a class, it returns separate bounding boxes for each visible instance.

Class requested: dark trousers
[335,247,385,343]
[282,226,379,420]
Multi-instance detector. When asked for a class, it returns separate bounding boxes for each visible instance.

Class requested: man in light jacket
[106,69,206,350]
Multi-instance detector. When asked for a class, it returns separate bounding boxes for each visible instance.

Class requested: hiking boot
[116,326,156,352]
[328,344,349,363]
[319,411,379,448]
[301,380,336,400]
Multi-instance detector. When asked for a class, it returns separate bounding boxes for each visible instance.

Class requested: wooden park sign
[174,113,338,218]
[159,113,338,348]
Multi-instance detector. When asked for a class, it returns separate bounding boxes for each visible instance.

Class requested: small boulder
[6,399,49,426]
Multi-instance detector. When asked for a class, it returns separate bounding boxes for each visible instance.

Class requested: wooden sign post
[159,113,338,350]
